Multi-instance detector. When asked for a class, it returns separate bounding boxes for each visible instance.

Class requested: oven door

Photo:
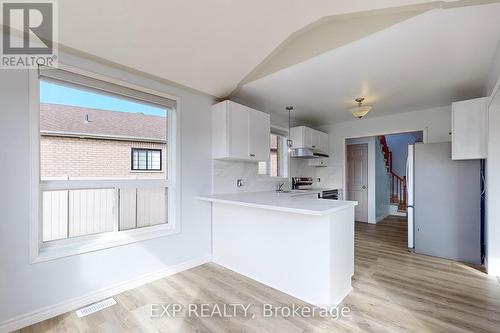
[321,190,339,200]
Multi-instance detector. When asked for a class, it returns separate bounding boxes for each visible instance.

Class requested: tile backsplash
[212,160,287,194]
[212,159,333,194]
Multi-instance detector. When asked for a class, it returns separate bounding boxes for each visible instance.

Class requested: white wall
[0,50,214,329]
[315,106,452,191]
[346,137,376,223]
[486,78,500,276]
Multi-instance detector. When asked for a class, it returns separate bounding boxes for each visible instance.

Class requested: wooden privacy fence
[42,187,167,242]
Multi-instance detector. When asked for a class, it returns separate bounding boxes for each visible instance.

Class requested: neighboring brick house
[40,103,167,180]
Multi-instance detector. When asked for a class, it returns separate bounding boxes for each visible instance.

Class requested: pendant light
[286,106,293,152]
[349,98,372,119]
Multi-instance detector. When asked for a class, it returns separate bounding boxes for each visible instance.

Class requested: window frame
[131,148,163,171]
[29,63,182,263]
[258,127,290,180]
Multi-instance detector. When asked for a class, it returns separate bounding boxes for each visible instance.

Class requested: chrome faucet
[276,182,285,192]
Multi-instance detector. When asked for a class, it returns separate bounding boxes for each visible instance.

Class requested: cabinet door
[228,103,250,159]
[318,131,329,152]
[289,127,304,148]
[452,97,488,160]
[311,130,320,150]
[248,108,271,161]
[303,127,315,149]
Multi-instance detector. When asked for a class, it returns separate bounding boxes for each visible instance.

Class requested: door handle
[362,186,367,189]
[249,153,255,157]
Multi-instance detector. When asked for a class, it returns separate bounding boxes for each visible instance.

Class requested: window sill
[32,223,179,264]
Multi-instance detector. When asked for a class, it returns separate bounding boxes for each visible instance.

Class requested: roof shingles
[40,103,167,141]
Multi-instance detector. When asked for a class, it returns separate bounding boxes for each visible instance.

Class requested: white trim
[35,223,176,263]
[0,256,211,333]
[486,74,500,276]
[29,69,42,263]
[376,213,390,222]
[41,130,167,143]
[29,64,183,263]
[41,179,170,191]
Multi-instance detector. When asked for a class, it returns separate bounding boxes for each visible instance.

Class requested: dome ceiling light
[349,97,372,119]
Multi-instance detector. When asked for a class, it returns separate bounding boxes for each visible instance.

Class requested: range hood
[292,148,329,159]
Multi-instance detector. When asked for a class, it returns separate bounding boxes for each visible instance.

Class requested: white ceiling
[234,3,500,125]
[56,0,464,97]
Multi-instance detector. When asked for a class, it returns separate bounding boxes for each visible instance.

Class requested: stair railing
[380,135,407,210]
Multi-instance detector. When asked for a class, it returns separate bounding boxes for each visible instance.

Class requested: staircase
[379,136,407,212]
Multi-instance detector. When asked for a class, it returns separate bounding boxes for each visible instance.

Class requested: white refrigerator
[406,142,481,264]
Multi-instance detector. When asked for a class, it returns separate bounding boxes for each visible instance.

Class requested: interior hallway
[18,217,500,333]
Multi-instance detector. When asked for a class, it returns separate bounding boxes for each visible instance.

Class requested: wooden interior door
[347,144,368,222]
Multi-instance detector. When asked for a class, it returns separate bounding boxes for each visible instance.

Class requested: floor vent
[75,298,117,318]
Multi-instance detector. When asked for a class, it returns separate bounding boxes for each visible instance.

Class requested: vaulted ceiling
[233,2,500,124]
[54,0,486,98]
[5,0,495,125]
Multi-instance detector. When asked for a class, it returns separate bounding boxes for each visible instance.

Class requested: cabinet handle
[249,153,255,157]
[312,145,316,148]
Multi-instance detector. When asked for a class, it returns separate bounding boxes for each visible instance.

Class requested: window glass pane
[270,151,278,177]
[137,150,147,169]
[119,187,168,231]
[42,190,68,242]
[147,151,152,169]
[68,189,115,238]
[39,74,173,243]
[39,80,168,180]
[132,150,139,169]
[258,161,267,175]
[137,188,167,227]
[42,189,115,242]
[151,151,161,170]
[258,134,288,178]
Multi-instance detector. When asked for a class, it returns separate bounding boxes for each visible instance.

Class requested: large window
[258,133,289,178]
[32,66,178,261]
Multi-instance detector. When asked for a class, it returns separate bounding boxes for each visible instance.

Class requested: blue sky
[40,81,166,117]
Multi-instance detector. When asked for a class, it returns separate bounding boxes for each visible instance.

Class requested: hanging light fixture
[349,97,372,119]
[286,106,294,152]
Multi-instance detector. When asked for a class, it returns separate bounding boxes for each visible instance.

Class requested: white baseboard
[376,213,389,223]
[0,255,212,333]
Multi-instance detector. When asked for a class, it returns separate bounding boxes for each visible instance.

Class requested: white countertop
[198,191,357,216]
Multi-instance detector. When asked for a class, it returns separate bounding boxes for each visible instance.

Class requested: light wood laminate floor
[17,216,500,332]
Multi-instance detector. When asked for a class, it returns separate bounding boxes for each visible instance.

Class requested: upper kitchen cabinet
[452,97,488,160]
[290,126,329,153]
[212,100,270,161]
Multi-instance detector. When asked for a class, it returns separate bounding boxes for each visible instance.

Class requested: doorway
[346,143,368,222]
[345,131,423,250]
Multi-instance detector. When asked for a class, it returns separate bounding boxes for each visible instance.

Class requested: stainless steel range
[291,177,314,190]
[291,177,340,200]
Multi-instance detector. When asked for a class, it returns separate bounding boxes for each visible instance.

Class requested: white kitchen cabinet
[452,97,488,160]
[248,108,271,160]
[317,131,329,153]
[290,126,329,152]
[212,100,270,161]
